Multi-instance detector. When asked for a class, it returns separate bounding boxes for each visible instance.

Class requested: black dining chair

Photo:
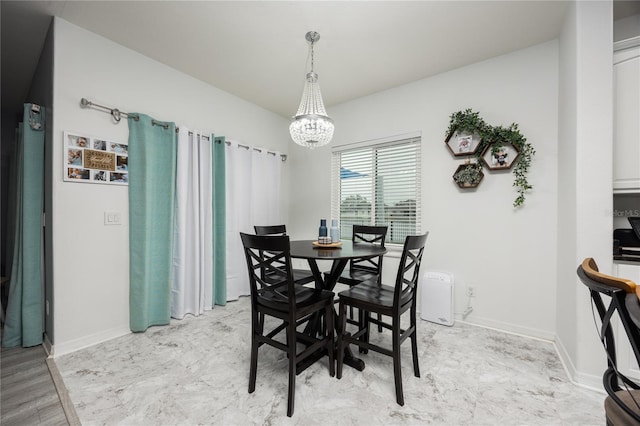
[324,225,388,329]
[240,232,335,417]
[254,225,315,286]
[336,232,428,406]
[577,257,640,425]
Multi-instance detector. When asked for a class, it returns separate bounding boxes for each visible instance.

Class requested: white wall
[51,18,290,356]
[289,41,560,340]
[556,1,614,389]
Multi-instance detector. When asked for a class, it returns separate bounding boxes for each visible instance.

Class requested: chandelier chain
[310,39,315,73]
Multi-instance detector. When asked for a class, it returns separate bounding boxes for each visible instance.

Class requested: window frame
[331,132,422,247]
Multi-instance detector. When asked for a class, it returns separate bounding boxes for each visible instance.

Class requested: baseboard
[46,357,82,425]
[454,313,555,341]
[43,332,53,357]
[451,314,605,392]
[51,325,131,358]
[554,334,604,392]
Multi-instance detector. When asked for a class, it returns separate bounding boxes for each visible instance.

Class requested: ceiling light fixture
[289,31,334,149]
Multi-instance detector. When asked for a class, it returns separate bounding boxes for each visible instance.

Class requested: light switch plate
[104,211,122,225]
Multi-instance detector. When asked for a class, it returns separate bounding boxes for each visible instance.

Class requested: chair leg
[376,277,383,332]
[249,311,259,394]
[326,304,335,377]
[410,312,420,378]
[258,312,264,332]
[361,311,370,354]
[249,339,259,393]
[392,317,404,406]
[287,319,296,417]
[336,301,347,379]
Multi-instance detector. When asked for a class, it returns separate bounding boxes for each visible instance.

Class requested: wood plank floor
[1,345,68,426]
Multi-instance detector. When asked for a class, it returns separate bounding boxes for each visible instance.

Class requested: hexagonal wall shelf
[452,163,484,189]
[445,129,482,157]
[481,142,520,170]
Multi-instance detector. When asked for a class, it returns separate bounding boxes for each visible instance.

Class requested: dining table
[289,239,387,372]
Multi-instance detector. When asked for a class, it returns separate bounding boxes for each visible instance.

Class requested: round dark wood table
[290,239,387,371]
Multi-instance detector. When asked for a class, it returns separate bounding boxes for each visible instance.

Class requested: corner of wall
[554,334,604,392]
[556,0,614,386]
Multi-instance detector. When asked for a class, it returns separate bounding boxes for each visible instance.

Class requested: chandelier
[289,31,334,149]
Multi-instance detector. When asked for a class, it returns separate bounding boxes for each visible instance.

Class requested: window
[331,133,421,245]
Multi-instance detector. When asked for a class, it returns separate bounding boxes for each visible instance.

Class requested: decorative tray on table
[312,241,342,248]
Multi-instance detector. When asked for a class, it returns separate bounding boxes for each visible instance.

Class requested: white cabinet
[613,46,640,193]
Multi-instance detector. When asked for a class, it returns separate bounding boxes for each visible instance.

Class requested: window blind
[331,135,421,245]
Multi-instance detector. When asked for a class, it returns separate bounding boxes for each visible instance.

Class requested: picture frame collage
[64,131,128,185]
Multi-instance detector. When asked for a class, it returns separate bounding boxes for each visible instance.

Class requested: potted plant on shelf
[482,123,535,207]
[445,109,486,157]
[445,109,487,139]
[453,162,484,188]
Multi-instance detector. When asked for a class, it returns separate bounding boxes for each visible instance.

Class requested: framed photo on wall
[481,142,520,170]
[445,130,482,157]
[63,131,128,185]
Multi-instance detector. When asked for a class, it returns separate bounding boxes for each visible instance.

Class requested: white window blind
[331,134,421,245]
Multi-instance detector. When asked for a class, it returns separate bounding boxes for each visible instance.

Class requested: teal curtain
[2,104,45,348]
[128,114,177,332]
[212,136,226,306]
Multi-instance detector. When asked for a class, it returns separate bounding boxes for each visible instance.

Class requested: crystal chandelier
[289,31,334,149]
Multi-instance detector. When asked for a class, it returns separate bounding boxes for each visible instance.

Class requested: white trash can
[420,271,454,326]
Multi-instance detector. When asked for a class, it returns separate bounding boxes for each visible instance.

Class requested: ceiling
[1,1,639,120]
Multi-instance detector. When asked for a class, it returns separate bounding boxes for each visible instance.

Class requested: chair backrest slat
[254,225,287,236]
[350,225,388,280]
[252,225,291,282]
[394,233,429,310]
[353,225,388,245]
[241,232,295,308]
[582,258,636,293]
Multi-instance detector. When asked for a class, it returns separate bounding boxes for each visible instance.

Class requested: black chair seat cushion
[605,390,640,425]
[262,269,314,286]
[338,282,411,309]
[292,268,315,284]
[339,268,378,285]
[259,285,334,311]
[322,268,379,287]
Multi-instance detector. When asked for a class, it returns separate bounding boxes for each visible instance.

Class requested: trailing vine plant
[446,108,486,138]
[446,109,536,207]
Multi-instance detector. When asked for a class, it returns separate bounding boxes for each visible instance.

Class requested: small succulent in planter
[453,163,484,188]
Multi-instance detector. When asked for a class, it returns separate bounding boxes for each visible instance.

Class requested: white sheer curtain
[251,148,281,224]
[171,127,213,318]
[225,143,282,300]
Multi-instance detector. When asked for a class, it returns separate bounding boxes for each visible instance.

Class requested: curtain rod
[80,98,140,122]
[224,141,287,161]
[80,97,287,161]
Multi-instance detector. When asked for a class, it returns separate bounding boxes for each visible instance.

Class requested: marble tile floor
[55,296,605,425]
